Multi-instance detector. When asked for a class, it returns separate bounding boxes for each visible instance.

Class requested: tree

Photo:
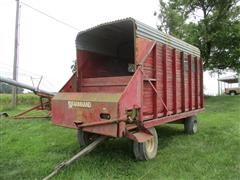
[156,0,240,72]
[0,82,24,94]
[71,60,77,73]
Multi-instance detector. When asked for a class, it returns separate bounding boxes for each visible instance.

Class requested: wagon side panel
[136,36,203,124]
[166,45,173,112]
[176,50,182,113]
[156,43,164,115]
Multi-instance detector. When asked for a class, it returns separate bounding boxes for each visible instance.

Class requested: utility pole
[12,0,21,107]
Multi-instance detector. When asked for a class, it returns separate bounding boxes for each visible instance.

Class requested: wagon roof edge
[76,18,201,57]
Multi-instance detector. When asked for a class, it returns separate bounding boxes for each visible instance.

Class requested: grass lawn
[0,96,240,179]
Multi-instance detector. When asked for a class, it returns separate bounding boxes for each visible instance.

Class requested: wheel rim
[193,121,197,133]
[145,137,155,153]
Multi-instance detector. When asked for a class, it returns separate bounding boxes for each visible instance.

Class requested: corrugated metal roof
[76,18,134,56]
[218,75,239,83]
[76,18,201,57]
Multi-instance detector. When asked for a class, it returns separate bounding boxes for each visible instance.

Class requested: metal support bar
[139,41,156,65]
[140,68,169,113]
[14,116,50,119]
[162,45,168,115]
[42,136,107,180]
[153,45,158,118]
[144,109,204,128]
[13,101,51,119]
[0,76,54,97]
[76,119,123,128]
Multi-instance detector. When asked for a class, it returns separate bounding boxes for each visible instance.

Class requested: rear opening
[76,20,135,92]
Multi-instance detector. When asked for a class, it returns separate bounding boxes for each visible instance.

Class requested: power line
[0,70,56,91]
[0,62,63,86]
[20,1,80,31]
[0,62,42,76]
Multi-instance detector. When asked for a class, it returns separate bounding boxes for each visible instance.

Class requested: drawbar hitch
[42,136,107,180]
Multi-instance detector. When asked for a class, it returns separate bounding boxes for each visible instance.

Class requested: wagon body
[52,18,204,143]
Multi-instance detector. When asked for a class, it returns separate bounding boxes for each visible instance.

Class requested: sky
[0,0,237,95]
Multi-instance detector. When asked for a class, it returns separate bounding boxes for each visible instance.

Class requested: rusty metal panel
[144,109,204,128]
[166,46,173,112]
[76,50,133,79]
[162,45,168,114]
[135,38,155,65]
[135,36,203,121]
[188,55,193,110]
[80,76,131,93]
[83,124,118,137]
[200,58,204,108]
[60,73,77,92]
[118,68,142,136]
[127,131,153,143]
[118,68,142,117]
[176,50,182,112]
[52,92,120,129]
[143,82,154,115]
[53,92,121,102]
[172,48,177,113]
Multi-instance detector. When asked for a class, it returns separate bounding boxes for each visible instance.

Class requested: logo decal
[68,101,92,108]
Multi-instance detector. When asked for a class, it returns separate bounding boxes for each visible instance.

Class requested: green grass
[0,93,39,111]
[0,96,240,180]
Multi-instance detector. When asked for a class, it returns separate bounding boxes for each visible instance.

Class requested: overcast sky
[0,0,235,95]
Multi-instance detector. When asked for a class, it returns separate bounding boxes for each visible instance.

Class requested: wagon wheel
[184,116,198,134]
[133,127,158,160]
[77,129,99,147]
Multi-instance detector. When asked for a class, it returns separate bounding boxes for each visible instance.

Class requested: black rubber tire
[133,127,158,160]
[0,112,8,118]
[230,91,236,96]
[77,129,98,147]
[133,140,144,160]
[184,116,198,134]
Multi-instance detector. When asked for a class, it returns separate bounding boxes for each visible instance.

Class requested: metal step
[126,130,153,143]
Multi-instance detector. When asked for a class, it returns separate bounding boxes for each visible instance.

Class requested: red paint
[180,52,185,112]
[172,48,177,113]
[60,73,77,92]
[162,45,168,115]
[200,58,204,107]
[188,55,192,110]
[51,34,204,140]
[153,45,158,118]
[195,57,199,108]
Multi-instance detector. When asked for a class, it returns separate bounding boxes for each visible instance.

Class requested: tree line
[156,0,240,73]
[0,82,23,94]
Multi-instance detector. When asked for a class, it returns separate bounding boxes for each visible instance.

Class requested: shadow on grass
[156,125,184,148]
[43,125,187,179]
[78,125,184,161]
